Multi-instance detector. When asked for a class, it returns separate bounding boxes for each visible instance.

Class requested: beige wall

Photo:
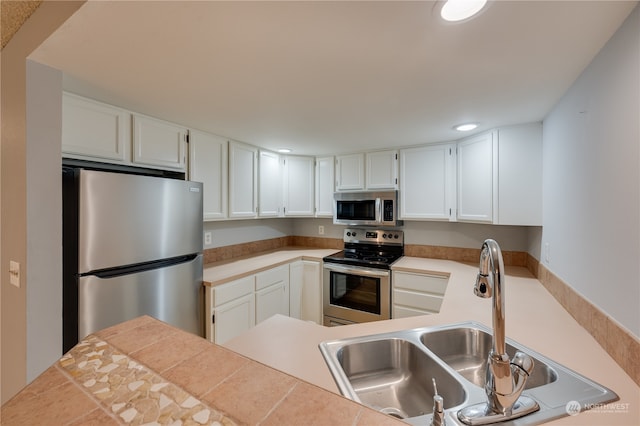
[0,1,84,404]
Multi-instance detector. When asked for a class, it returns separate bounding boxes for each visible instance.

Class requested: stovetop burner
[323,228,404,270]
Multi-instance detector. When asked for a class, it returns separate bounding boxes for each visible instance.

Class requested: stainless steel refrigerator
[62,167,204,352]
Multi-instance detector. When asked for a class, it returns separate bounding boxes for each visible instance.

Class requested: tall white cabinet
[229,141,258,218]
[457,131,496,223]
[189,130,228,220]
[258,150,282,217]
[283,156,315,217]
[400,144,455,220]
[315,156,335,217]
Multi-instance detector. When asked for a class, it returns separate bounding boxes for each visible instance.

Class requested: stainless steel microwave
[333,191,402,227]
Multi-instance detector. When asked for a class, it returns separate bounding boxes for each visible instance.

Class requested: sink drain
[380,407,408,419]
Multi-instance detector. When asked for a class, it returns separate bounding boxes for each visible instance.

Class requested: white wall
[203,218,294,249]
[542,5,639,337]
[25,60,63,381]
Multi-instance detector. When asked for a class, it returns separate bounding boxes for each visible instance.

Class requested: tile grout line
[257,381,300,425]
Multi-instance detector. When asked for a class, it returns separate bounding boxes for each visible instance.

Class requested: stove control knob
[351,232,357,237]
[382,233,388,239]
[394,234,399,239]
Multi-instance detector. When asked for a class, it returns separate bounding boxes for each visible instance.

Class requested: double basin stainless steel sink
[319,321,618,425]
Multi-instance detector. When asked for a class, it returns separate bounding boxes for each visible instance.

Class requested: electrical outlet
[204,232,212,245]
[544,243,550,263]
[9,260,20,288]
[318,225,325,235]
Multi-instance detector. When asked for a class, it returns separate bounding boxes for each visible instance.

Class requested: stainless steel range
[322,228,403,326]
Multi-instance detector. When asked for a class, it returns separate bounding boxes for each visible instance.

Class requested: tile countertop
[1,315,405,426]
[224,256,640,426]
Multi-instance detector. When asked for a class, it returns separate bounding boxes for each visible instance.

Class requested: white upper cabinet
[283,155,315,217]
[62,92,129,162]
[258,150,282,217]
[336,153,365,191]
[400,144,456,221]
[496,123,542,226]
[315,156,335,217]
[132,113,188,171]
[457,131,496,223]
[366,150,398,189]
[229,141,258,218]
[188,130,228,221]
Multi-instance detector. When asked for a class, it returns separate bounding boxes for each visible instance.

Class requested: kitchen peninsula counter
[224,257,640,426]
[1,315,405,426]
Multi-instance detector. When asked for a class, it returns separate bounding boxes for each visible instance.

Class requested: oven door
[323,263,390,324]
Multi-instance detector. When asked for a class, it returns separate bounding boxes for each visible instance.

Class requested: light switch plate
[9,260,20,288]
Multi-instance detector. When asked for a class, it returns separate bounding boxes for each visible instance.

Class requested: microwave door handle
[376,198,382,223]
[323,263,389,278]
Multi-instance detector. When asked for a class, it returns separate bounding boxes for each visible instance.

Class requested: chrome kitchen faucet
[458,239,540,425]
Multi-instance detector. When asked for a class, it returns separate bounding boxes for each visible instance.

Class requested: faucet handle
[431,378,446,426]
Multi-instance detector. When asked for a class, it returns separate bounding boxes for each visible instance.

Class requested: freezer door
[78,169,203,273]
[78,254,204,339]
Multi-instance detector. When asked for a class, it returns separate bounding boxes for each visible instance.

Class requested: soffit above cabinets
[30,1,637,156]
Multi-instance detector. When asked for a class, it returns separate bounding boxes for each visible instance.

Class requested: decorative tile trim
[530,255,640,387]
[58,335,234,425]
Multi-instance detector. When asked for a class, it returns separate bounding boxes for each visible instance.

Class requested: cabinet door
[62,93,129,162]
[258,150,282,217]
[336,153,365,191]
[284,156,315,217]
[457,131,496,223]
[255,265,290,323]
[229,141,258,218]
[213,293,256,345]
[255,282,290,324]
[289,261,304,320]
[132,114,187,171]
[496,123,542,226]
[366,150,398,189]
[301,260,322,324]
[315,156,334,217]
[189,130,228,220]
[400,144,455,220]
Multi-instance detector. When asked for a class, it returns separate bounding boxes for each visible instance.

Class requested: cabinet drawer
[255,265,289,291]
[213,276,255,306]
[393,272,448,295]
[394,305,437,319]
[393,289,444,313]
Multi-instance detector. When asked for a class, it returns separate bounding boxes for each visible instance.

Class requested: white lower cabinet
[207,264,299,344]
[255,265,290,323]
[206,276,255,345]
[290,260,322,324]
[392,271,449,318]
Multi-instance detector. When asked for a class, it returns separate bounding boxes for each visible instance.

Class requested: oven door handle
[323,263,390,278]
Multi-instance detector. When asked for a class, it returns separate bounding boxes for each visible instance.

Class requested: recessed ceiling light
[454,123,478,132]
[440,0,487,22]
[277,148,292,153]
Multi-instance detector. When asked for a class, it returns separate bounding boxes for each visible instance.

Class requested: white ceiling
[30,0,637,156]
